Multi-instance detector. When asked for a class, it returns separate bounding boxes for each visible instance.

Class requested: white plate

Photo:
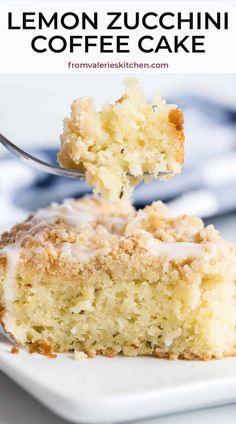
[1,332,236,424]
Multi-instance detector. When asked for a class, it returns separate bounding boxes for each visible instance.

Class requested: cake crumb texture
[10,345,20,355]
[0,196,235,360]
[58,78,184,200]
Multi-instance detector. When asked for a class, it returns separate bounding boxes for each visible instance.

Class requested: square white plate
[1,331,236,424]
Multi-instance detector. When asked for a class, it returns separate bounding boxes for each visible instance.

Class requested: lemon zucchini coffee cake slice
[0,196,236,359]
[58,78,184,201]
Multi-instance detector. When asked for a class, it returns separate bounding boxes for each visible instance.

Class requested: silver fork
[0,133,170,179]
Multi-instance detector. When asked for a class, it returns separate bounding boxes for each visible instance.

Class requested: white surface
[1,331,236,424]
[1,371,236,424]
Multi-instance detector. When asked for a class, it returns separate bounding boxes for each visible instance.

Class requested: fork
[0,133,170,179]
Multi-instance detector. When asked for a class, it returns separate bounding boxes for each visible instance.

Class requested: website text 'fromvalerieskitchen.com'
[67,61,169,70]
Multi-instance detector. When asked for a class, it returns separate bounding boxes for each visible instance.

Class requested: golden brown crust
[168,108,184,132]
[28,340,57,359]
[0,304,4,320]
[5,338,236,361]
[168,109,185,164]
[10,345,20,355]
[98,348,118,358]
[86,349,96,358]
[116,94,128,104]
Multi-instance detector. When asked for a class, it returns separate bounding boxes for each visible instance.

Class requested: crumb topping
[0,196,234,280]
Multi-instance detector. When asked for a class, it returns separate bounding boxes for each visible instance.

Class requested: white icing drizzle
[145,238,203,260]
[33,203,95,228]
